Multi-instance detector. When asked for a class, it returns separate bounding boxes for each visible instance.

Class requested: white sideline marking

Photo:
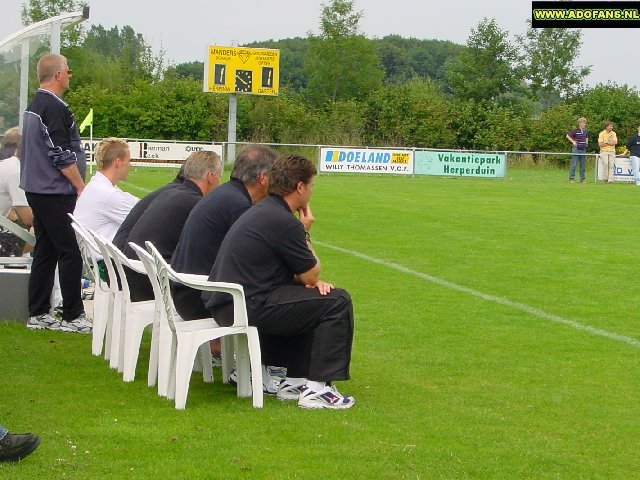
[119,178,640,350]
[120,181,152,194]
[315,241,640,349]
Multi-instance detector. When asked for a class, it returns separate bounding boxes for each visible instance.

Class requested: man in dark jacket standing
[20,53,90,333]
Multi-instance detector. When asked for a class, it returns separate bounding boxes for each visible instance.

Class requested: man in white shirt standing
[74,138,138,241]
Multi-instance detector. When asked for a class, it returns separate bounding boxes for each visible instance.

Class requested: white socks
[306,380,326,392]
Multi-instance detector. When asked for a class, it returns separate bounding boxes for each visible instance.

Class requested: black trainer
[0,432,41,462]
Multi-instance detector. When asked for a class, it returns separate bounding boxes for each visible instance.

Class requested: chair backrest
[144,241,179,333]
[145,240,249,328]
[128,242,175,333]
[70,221,108,291]
[98,235,147,303]
[91,232,127,300]
[70,222,97,284]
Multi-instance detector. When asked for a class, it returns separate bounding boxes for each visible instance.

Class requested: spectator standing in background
[598,121,617,183]
[566,117,589,183]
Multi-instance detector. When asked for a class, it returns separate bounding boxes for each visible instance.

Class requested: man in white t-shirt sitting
[0,128,33,256]
[74,138,138,242]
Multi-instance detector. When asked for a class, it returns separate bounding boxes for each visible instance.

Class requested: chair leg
[91,287,108,356]
[104,292,114,361]
[247,328,264,408]
[157,324,173,397]
[109,293,123,370]
[166,334,178,401]
[199,342,214,383]
[174,335,198,410]
[234,335,251,398]
[116,306,127,374]
[147,318,160,388]
[221,336,234,384]
[122,317,146,382]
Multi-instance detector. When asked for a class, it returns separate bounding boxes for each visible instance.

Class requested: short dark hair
[604,121,614,128]
[231,145,278,184]
[269,153,317,196]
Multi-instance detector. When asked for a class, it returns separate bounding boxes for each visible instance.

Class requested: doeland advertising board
[320,147,413,175]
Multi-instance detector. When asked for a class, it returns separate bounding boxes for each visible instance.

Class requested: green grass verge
[2,166,639,478]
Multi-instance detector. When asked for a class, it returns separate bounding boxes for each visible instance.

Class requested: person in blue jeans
[621,124,640,186]
[0,425,41,462]
[566,117,589,183]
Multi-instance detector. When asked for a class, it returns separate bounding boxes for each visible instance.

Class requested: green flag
[79,108,93,133]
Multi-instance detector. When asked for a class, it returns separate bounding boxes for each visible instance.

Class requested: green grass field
[2,166,640,479]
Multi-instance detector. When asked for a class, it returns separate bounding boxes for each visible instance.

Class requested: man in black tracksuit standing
[20,53,90,333]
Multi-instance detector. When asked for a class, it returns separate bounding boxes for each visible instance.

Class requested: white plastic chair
[90,233,125,370]
[68,216,113,358]
[96,235,158,382]
[128,242,216,397]
[89,233,154,380]
[145,241,263,409]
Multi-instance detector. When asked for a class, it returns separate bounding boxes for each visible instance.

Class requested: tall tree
[305,0,383,104]
[445,18,522,103]
[21,0,87,48]
[519,22,591,108]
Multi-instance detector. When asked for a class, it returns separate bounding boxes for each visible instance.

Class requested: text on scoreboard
[204,46,280,96]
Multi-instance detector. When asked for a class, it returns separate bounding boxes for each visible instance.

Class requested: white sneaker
[298,385,356,410]
[228,365,282,394]
[267,366,287,380]
[60,313,92,333]
[276,379,308,401]
[26,313,61,331]
[211,356,223,368]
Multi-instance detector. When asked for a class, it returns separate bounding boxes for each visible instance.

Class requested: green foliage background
[2,0,639,157]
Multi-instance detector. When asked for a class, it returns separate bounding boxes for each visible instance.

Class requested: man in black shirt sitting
[112,164,185,251]
[204,154,355,410]
[171,145,277,320]
[123,151,221,301]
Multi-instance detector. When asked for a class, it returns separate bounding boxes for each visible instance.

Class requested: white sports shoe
[26,313,61,331]
[276,379,308,401]
[298,385,355,410]
[228,365,282,394]
[59,313,92,333]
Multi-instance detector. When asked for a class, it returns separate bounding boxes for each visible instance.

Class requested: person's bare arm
[13,206,33,228]
[60,163,85,194]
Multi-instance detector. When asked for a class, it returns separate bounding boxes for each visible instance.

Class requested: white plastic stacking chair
[96,235,157,382]
[146,241,263,409]
[68,216,113,358]
[128,242,216,397]
[91,233,127,371]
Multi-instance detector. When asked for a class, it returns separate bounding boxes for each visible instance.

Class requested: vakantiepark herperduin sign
[414,151,506,178]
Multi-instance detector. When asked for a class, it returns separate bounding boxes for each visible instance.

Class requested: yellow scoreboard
[204,46,280,96]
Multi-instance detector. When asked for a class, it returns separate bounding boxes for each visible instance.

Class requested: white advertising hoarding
[82,140,222,168]
[319,147,413,175]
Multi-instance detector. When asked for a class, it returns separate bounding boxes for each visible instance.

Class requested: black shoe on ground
[0,432,41,462]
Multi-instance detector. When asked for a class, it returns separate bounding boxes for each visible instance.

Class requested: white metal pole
[89,123,94,175]
[50,20,61,54]
[19,39,29,130]
[227,94,237,165]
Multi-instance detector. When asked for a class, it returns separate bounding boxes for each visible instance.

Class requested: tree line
[2,0,639,159]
